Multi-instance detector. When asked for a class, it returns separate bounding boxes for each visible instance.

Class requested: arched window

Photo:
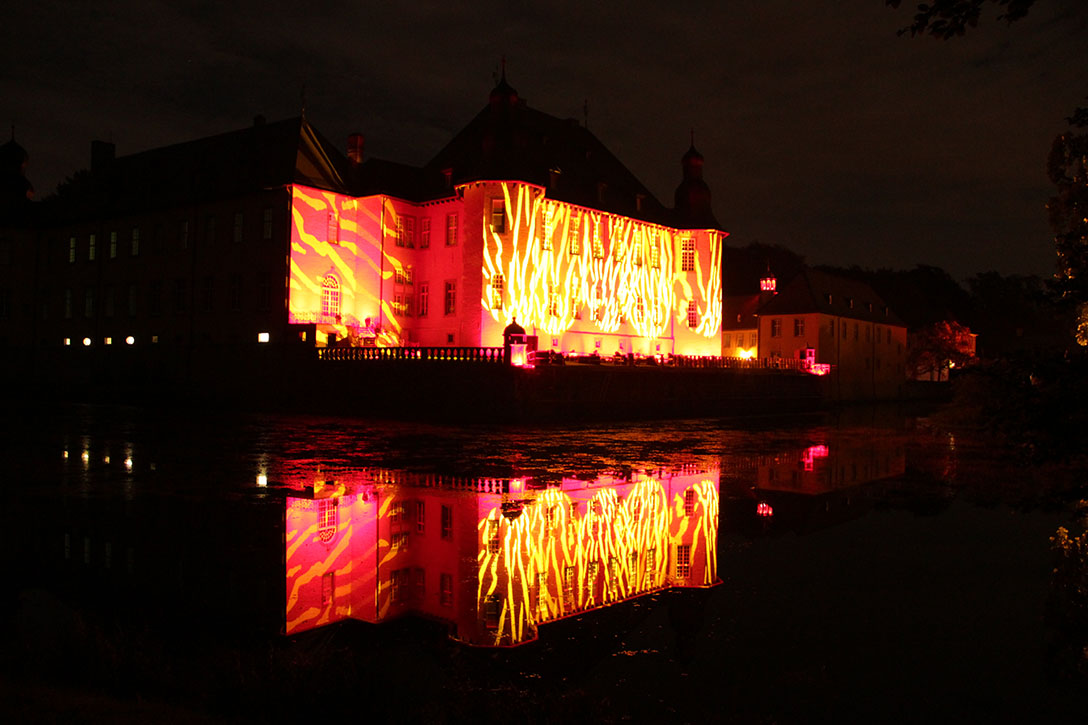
[321,275,340,319]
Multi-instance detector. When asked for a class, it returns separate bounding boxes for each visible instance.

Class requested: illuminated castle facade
[0,77,723,364]
[289,77,724,357]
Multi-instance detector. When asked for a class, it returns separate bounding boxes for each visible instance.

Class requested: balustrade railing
[318,346,505,363]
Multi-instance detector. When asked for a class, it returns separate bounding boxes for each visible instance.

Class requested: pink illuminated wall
[282,468,719,646]
[287,180,724,357]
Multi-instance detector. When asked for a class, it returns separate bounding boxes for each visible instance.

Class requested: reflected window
[318,498,338,543]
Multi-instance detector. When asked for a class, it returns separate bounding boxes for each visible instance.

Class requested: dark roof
[722,293,763,330]
[758,268,906,326]
[423,98,674,225]
[353,157,450,201]
[44,117,352,222]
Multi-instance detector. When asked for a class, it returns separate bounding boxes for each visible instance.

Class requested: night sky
[5,0,1086,281]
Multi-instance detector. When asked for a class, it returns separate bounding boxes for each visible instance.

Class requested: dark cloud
[3,0,1086,280]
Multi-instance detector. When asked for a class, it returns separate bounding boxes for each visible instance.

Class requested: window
[109,231,118,259]
[403,216,415,248]
[321,572,335,605]
[204,216,216,245]
[440,573,453,606]
[865,325,871,342]
[414,567,425,600]
[485,595,501,628]
[491,273,503,309]
[446,213,458,246]
[687,301,699,328]
[392,531,408,551]
[318,498,337,542]
[88,234,96,261]
[393,293,407,316]
[794,318,805,337]
[149,281,162,316]
[490,198,505,233]
[829,320,835,336]
[103,286,114,318]
[684,489,695,516]
[634,238,643,267]
[548,286,560,317]
[68,237,76,263]
[173,279,188,313]
[418,282,429,317]
[680,236,695,271]
[84,288,95,318]
[131,227,140,256]
[569,215,582,255]
[650,235,660,269]
[488,520,500,554]
[750,332,757,347]
[441,504,452,540]
[420,217,431,248]
[444,281,456,315]
[636,296,645,322]
[391,568,408,602]
[591,223,604,259]
[321,275,340,319]
[126,283,137,317]
[676,544,691,579]
[262,208,273,240]
[724,333,731,348]
[200,276,215,313]
[395,217,404,247]
[234,212,244,243]
[229,274,241,312]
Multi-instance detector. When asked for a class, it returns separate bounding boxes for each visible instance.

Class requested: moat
[1,403,1082,722]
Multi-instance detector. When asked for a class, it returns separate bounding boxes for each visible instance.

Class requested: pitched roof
[722,293,763,330]
[44,117,352,222]
[758,268,906,326]
[424,98,674,225]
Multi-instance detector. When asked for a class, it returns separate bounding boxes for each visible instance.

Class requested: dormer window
[442,168,453,188]
[636,193,646,212]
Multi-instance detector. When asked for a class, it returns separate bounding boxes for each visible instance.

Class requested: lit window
[446,213,458,246]
[592,221,604,259]
[490,198,505,233]
[104,337,112,345]
[676,544,691,579]
[420,217,431,248]
[64,337,71,346]
[321,275,340,320]
[680,236,695,272]
[257,332,270,343]
[650,234,660,269]
[569,215,582,255]
[444,281,456,316]
[68,237,76,263]
[492,273,504,309]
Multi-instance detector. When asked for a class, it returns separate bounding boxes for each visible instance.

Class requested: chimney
[347,133,364,165]
[91,140,115,175]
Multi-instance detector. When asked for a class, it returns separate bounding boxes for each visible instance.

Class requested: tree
[908,320,976,380]
[1047,112,1088,345]
[886,0,1035,38]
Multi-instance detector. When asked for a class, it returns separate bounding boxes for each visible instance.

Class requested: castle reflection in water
[284,469,719,646]
[22,429,907,648]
